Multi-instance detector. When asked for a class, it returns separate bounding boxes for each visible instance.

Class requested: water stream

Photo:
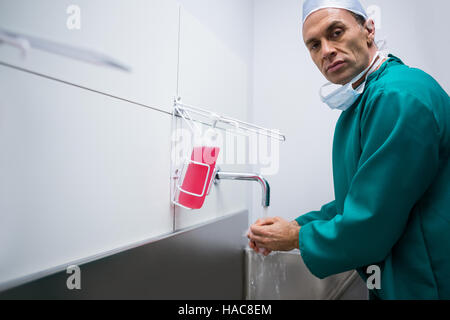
[246,206,287,299]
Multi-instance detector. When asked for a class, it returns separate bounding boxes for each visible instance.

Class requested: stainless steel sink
[244,248,368,300]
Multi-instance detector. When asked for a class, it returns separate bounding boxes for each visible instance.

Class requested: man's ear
[364,19,376,46]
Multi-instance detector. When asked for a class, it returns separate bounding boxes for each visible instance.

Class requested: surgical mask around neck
[319,52,386,111]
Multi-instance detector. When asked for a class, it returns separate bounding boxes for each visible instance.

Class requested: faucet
[213,167,270,207]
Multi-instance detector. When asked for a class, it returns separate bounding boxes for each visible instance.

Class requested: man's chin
[323,66,356,85]
[326,78,348,85]
[326,73,353,85]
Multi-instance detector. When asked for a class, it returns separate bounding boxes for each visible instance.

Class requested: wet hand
[248,217,300,253]
[247,218,274,256]
[248,236,272,256]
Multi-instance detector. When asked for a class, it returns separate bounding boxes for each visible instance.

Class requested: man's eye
[332,29,343,38]
[311,42,320,50]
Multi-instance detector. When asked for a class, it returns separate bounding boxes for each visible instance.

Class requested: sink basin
[244,248,368,300]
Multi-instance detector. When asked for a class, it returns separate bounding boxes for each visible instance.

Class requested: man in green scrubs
[247,0,450,299]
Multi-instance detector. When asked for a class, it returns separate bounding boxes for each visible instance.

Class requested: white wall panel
[0,0,179,112]
[0,0,255,288]
[0,66,174,285]
[174,6,251,230]
[177,6,249,120]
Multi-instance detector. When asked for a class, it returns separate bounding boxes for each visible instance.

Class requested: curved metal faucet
[214,168,270,207]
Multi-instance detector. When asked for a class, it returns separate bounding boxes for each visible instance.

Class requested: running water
[249,249,285,300]
[246,206,284,299]
[262,206,269,218]
[258,207,270,254]
[247,207,293,299]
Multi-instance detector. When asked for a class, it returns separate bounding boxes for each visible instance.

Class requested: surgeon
[247,0,450,299]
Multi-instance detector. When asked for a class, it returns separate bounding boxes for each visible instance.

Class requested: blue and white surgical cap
[302,0,368,24]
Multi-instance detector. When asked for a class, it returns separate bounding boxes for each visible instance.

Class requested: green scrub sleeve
[299,89,441,279]
[295,201,337,227]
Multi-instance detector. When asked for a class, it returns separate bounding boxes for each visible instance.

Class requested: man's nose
[321,40,337,60]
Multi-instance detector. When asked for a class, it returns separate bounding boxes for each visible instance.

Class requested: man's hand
[247,217,300,256]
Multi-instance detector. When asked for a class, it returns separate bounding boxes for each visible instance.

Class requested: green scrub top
[296,55,450,300]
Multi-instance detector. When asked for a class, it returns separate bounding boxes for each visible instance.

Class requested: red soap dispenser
[176,128,220,210]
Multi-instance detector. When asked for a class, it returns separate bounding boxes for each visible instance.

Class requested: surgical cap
[302,0,368,24]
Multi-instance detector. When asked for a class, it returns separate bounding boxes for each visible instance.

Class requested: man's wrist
[291,224,301,250]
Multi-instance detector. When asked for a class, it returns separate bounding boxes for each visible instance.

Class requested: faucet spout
[214,169,270,207]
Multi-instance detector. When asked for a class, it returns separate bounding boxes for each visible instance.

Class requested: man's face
[303,8,374,85]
